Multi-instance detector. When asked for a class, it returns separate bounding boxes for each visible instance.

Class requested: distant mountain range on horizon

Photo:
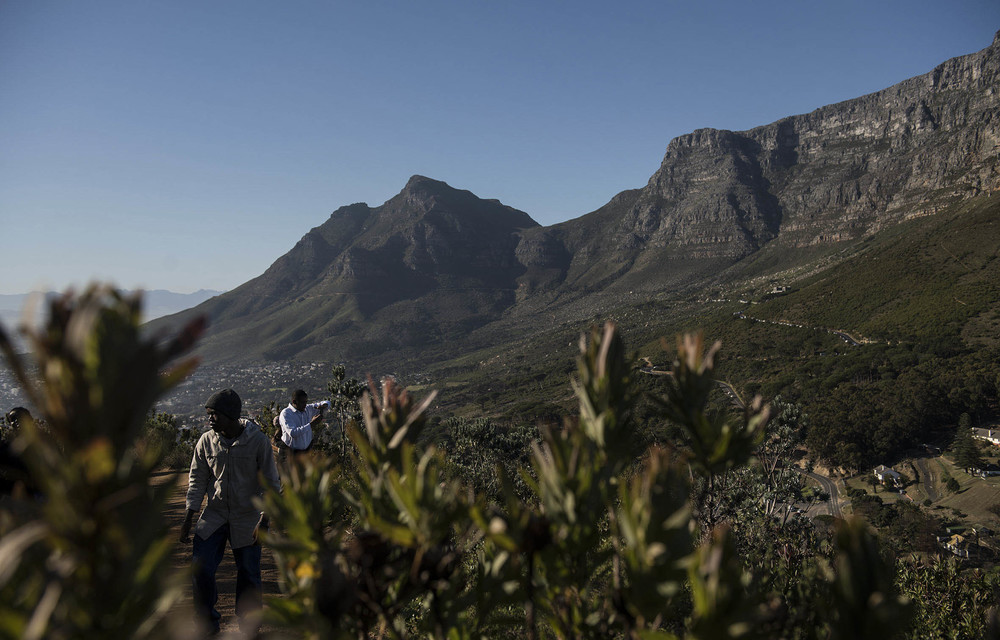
[0,289,224,331]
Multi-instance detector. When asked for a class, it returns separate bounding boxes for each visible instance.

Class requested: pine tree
[952,413,984,471]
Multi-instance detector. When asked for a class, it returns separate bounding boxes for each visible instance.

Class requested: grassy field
[842,454,1000,532]
[925,456,1000,526]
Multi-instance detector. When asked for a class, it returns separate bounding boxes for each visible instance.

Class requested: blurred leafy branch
[0,286,204,640]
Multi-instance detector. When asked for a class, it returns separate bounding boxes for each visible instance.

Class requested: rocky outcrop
[649,30,1000,251]
[527,30,1000,293]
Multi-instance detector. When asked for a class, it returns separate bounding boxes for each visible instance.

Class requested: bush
[142,411,194,469]
[258,326,914,639]
[0,285,204,639]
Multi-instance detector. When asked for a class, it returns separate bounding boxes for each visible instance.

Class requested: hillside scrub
[257,325,928,639]
[2,288,998,638]
[674,196,1000,472]
[699,312,999,472]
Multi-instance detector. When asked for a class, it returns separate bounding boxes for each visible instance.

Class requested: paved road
[913,458,940,502]
[801,470,843,518]
[829,330,861,346]
[639,368,744,407]
[733,312,868,347]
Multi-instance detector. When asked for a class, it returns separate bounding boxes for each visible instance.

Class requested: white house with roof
[972,428,1000,446]
[941,533,972,558]
[874,465,901,486]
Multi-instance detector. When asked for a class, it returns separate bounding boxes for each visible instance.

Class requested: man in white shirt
[279,389,331,452]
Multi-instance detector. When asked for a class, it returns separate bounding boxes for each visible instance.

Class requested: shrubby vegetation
[897,557,1000,639]
[257,326,931,639]
[142,411,195,470]
[671,198,1000,472]
[699,318,1000,472]
[0,286,203,639]
[2,287,999,639]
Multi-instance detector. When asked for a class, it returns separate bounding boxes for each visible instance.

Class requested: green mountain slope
[749,193,1000,348]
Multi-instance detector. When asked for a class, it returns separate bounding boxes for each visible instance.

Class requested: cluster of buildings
[156,361,332,428]
[0,368,28,413]
[872,425,1000,562]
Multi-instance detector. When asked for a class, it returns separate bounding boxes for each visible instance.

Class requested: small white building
[941,534,971,558]
[972,428,1000,446]
[874,465,901,486]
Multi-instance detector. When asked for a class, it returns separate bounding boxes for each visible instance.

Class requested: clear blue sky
[1,1,997,295]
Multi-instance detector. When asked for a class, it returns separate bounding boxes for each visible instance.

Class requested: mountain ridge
[513,30,999,296]
[151,31,1000,371]
[0,289,223,326]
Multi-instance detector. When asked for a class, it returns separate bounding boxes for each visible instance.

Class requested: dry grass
[844,455,1000,531]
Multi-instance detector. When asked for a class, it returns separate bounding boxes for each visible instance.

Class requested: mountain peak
[398,175,474,207]
[391,176,537,231]
[404,174,446,190]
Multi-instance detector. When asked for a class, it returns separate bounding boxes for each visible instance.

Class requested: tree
[897,557,1000,639]
[951,414,984,471]
[327,364,365,456]
[754,396,808,518]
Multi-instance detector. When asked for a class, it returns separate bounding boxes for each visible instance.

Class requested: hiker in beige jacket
[180,388,280,637]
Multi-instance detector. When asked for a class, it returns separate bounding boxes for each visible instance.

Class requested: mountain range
[153,31,1000,382]
[0,289,222,331]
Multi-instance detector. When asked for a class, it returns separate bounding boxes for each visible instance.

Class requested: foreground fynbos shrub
[0,286,203,640]
[260,322,914,639]
[260,376,481,638]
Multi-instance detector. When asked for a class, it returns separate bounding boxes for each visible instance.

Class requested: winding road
[733,311,869,347]
[913,458,940,502]
[801,470,843,518]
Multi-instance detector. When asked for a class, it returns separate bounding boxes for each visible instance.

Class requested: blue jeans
[192,523,262,635]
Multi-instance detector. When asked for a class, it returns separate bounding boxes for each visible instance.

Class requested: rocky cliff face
[744,29,1000,247]
[236,175,538,304]
[516,31,1000,292]
[160,33,1000,364]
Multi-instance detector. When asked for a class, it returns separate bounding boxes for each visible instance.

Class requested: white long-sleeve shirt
[279,400,331,450]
